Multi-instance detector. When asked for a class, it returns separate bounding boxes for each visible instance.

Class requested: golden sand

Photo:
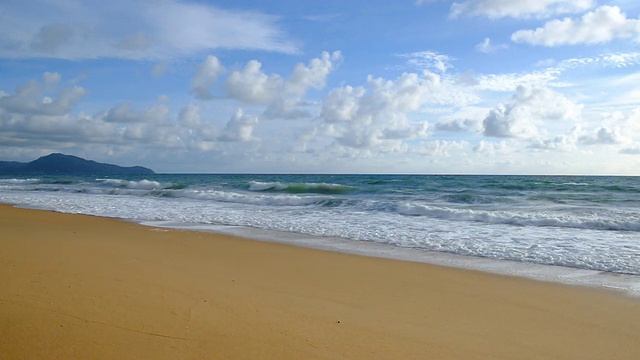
[1,204,639,359]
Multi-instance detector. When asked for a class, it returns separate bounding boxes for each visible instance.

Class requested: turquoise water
[2,174,640,290]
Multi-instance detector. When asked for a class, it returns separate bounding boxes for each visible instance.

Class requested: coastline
[147,220,640,295]
[2,204,640,359]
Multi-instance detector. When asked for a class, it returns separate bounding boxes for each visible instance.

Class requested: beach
[1,204,640,359]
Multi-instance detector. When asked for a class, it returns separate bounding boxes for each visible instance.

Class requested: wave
[440,192,511,205]
[397,203,640,232]
[0,178,79,185]
[183,189,347,207]
[96,178,186,190]
[247,181,353,194]
[0,178,41,184]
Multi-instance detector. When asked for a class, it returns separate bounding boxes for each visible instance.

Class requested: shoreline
[8,199,640,297]
[2,204,640,359]
[144,220,640,297]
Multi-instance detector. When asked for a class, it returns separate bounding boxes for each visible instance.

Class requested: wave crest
[248,181,353,194]
[397,203,640,231]
[96,178,185,190]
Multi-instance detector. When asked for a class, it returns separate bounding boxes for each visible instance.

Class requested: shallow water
[2,174,640,294]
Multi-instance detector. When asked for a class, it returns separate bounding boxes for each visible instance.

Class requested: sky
[2,0,640,174]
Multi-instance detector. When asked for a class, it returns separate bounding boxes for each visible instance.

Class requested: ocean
[2,174,640,294]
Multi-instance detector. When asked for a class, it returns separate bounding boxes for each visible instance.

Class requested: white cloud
[0,75,227,152]
[399,51,455,73]
[570,108,640,148]
[312,72,445,152]
[483,103,540,138]
[0,52,347,164]
[225,61,284,105]
[0,73,85,116]
[102,100,170,124]
[190,55,225,100]
[483,85,582,138]
[473,139,515,155]
[475,38,508,54]
[219,108,259,142]
[0,0,297,60]
[561,52,640,68]
[418,140,469,157]
[286,51,342,96]
[179,104,204,130]
[436,106,488,132]
[512,6,640,46]
[474,52,640,93]
[177,104,218,150]
[578,126,627,145]
[528,127,580,151]
[620,144,640,154]
[263,99,311,120]
[475,68,566,92]
[451,0,594,19]
[225,51,341,118]
[600,52,640,67]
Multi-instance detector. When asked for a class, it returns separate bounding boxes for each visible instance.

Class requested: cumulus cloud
[528,127,580,151]
[482,86,582,138]
[311,72,447,152]
[436,119,482,132]
[0,73,85,116]
[436,106,488,132]
[578,126,626,145]
[512,6,640,46]
[570,109,640,148]
[101,100,170,124]
[0,51,347,163]
[226,61,284,104]
[219,108,259,142]
[224,51,342,118]
[286,51,342,96]
[483,104,540,138]
[450,0,594,19]
[0,0,298,60]
[0,75,229,152]
[190,55,225,100]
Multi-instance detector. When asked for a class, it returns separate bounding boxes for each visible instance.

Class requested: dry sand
[1,204,640,359]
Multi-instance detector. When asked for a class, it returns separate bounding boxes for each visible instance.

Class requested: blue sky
[2,0,640,174]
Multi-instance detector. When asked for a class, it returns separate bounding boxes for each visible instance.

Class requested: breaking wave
[248,181,353,194]
[397,203,640,232]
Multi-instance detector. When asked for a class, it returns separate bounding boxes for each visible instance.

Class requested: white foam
[248,181,287,191]
[141,220,640,298]
[397,202,640,231]
[2,183,639,289]
[97,178,164,190]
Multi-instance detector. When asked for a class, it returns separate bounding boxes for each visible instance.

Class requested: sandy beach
[1,204,639,359]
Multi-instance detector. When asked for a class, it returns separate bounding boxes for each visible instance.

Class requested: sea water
[1,174,639,294]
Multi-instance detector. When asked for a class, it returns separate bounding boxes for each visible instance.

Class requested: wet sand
[1,204,639,359]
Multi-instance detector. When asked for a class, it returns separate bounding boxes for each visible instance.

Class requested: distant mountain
[0,153,155,175]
